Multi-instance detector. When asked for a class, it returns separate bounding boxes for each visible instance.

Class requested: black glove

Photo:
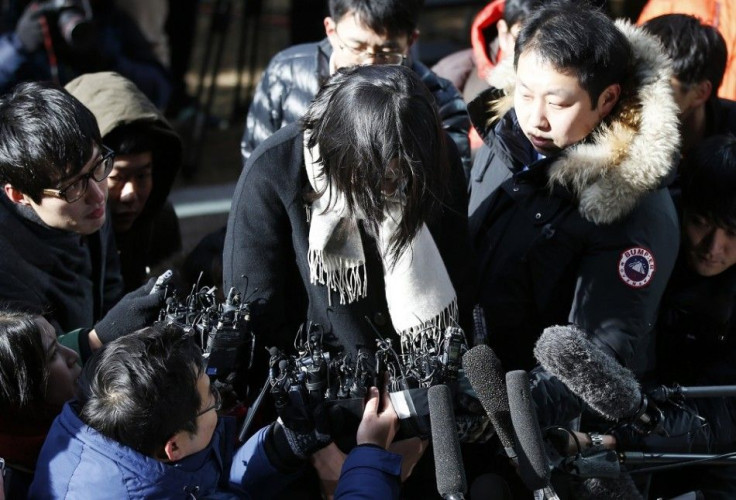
[15,2,45,53]
[94,275,167,344]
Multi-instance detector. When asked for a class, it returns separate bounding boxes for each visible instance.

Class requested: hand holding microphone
[357,385,399,449]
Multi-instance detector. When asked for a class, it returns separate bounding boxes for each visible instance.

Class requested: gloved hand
[93,273,168,344]
[270,351,332,458]
[15,2,46,53]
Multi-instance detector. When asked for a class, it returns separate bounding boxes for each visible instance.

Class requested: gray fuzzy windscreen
[534,325,641,420]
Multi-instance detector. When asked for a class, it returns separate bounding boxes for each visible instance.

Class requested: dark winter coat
[467,21,681,373]
[224,123,473,356]
[0,195,123,333]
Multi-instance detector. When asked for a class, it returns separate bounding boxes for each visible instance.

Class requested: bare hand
[388,437,429,481]
[310,442,346,500]
[356,386,399,449]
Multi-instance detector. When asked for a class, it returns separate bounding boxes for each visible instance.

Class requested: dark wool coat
[224,123,474,357]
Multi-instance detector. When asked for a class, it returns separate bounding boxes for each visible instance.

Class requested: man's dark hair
[0,81,101,202]
[328,0,423,37]
[0,305,49,419]
[514,1,631,107]
[503,0,545,27]
[642,14,727,93]
[103,122,157,157]
[680,134,736,229]
[79,323,204,457]
[302,64,449,265]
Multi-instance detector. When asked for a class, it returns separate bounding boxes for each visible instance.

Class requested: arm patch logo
[618,247,656,288]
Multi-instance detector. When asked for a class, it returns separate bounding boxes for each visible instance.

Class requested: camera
[41,0,95,50]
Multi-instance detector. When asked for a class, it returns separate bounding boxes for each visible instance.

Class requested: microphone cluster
[156,283,255,396]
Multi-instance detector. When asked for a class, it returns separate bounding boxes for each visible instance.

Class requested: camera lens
[58,9,95,50]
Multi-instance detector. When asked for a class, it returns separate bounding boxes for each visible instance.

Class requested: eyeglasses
[333,28,406,65]
[197,385,222,417]
[42,145,115,203]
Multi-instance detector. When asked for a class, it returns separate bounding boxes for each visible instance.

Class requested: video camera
[38,0,94,50]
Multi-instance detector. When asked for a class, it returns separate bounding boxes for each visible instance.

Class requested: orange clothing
[638,0,736,101]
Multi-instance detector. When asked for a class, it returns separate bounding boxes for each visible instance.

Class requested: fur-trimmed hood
[481,20,680,225]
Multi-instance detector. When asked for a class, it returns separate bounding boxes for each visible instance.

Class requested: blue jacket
[29,403,401,499]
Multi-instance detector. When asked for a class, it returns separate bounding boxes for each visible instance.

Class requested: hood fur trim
[488,20,680,224]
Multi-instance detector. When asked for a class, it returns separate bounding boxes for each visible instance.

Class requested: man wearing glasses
[0,81,125,334]
[66,71,184,293]
[241,0,472,178]
[32,323,404,498]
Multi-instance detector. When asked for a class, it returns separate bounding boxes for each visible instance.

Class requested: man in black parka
[468,3,681,374]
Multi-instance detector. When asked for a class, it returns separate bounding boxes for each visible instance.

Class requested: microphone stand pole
[650,385,736,401]
[621,451,736,467]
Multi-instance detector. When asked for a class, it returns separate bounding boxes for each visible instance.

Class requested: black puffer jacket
[241,39,472,177]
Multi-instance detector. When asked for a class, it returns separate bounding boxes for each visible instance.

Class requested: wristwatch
[587,432,605,448]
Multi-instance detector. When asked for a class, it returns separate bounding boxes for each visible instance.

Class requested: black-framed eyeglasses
[197,385,222,417]
[333,28,406,65]
[42,145,115,203]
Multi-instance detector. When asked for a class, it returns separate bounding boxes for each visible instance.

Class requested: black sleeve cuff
[264,421,307,472]
[78,328,94,364]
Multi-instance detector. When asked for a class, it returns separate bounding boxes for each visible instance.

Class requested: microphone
[462,345,517,461]
[150,269,173,295]
[533,325,643,421]
[471,304,489,347]
[428,384,467,500]
[505,370,552,492]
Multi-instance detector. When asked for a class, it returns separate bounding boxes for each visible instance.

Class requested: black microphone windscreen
[506,370,551,491]
[534,325,641,420]
[428,384,467,498]
[462,345,516,458]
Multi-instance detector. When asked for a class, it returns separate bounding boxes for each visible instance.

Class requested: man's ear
[163,431,186,462]
[4,184,31,205]
[497,19,512,55]
[597,83,622,119]
[692,80,713,107]
[407,29,419,48]
[324,16,339,51]
[324,16,336,37]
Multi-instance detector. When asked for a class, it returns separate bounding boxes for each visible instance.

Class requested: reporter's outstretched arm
[88,271,170,350]
[334,386,402,500]
[230,423,305,498]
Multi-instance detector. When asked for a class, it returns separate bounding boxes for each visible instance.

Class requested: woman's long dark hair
[0,306,49,420]
[302,65,449,264]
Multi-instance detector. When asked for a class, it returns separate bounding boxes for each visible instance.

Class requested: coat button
[373,312,387,326]
[535,213,542,219]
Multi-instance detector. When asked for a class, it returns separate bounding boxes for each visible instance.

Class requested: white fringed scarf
[304,138,458,339]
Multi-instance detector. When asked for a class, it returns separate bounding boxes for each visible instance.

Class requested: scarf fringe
[397,297,459,341]
[308,248,367,306]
